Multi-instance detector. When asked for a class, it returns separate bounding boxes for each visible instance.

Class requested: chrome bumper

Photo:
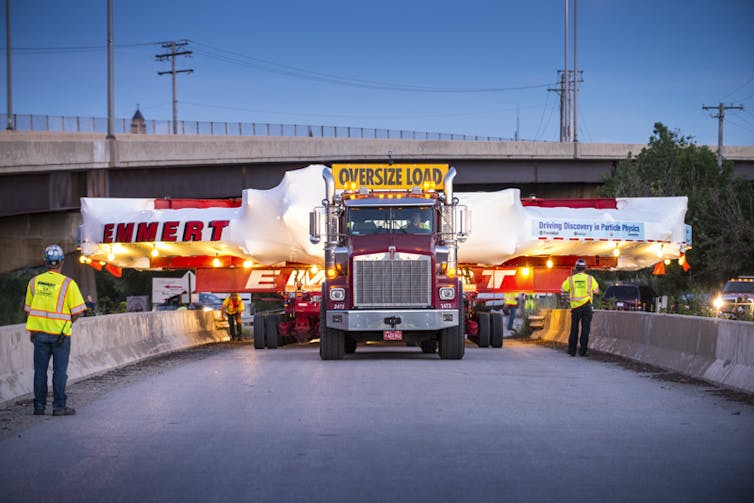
[325,309,458,331]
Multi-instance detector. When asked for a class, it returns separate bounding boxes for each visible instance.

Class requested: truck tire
[345,337,357,354]
[490,311,504,348]
[439,310,464,360]
[253,314,266,349]
[320,327,345,360]
[319,286,345,360]
[420,339,438,353]
[477,312,491,347]
[265,314,279,349]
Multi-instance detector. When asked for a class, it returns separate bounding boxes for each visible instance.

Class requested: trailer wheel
[420,339,437,353]
[439,309,465,360]
[253,314,266,349]
[266,314,280,349]
[490,311,504,348]
[477,312,491,347]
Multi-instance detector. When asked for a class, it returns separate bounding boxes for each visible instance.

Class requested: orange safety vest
[561,273,599,309]
[25,271,86,336]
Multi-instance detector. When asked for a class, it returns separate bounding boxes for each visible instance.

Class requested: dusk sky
[2,0,753,145]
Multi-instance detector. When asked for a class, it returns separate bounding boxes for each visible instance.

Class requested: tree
[600,122,754,295]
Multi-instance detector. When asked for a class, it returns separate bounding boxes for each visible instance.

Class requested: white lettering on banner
[245,270,280,289]
[532,219,645,240]
[481,269,517,289]
[285,270,325,290]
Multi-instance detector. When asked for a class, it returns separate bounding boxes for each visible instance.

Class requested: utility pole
[5,0,13,130]
[552,0,581,143]
[156,41,193,135]
[106,0,114,139]
[702,102,744,169]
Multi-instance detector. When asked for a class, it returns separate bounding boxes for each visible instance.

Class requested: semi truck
[309,164,470,359]
[79,163,692,357]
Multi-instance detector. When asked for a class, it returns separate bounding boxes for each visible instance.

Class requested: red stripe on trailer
[520,197,618,209]
[154,198,243,209]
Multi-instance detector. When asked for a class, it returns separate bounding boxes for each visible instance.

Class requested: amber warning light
[332,163,448,191]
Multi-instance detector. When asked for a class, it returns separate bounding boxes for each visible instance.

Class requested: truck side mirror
[457,206,471,242]
[309,209,322,244]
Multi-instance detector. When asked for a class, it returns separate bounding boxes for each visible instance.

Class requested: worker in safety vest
[222,293,245,342]
[504,292,519,332]
[561,258,599,357]
[24,244,86,416]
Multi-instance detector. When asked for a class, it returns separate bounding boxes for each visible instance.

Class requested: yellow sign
[332,164,449,191]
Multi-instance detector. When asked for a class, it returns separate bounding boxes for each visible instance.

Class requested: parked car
[601,283,656,312]
[197,292,224,311]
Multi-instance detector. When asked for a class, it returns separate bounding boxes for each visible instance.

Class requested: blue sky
[2,0,753,145]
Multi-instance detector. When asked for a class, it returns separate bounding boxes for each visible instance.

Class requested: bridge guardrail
[532,309,754,394]
[0,112,521,142]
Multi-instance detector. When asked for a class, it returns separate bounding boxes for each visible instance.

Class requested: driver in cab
[405,212,430,234]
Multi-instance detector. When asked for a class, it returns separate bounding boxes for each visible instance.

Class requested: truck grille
[353,255,431,308]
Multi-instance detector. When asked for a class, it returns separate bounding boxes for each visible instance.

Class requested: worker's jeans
[228,314,242,339]
[32,332,71,411]
[506,307,517,331]
[569,303,593,355]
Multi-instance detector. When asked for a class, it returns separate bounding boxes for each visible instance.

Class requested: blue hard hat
[44,244,65,264]
[575,258,587,270]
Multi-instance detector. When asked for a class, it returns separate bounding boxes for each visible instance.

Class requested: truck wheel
[420,339,438,353]
[320,327,345,360]
[477,312,491,347]
[345,337,357,354]
[266,314,279,349]
[253,314,266,349]
[490,311,504,348]
[439,311,464,360]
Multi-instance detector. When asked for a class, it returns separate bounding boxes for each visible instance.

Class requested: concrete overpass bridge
[1,131,753,273]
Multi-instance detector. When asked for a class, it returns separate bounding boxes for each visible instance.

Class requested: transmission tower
[156,40,193,134]
[702,102,744,169]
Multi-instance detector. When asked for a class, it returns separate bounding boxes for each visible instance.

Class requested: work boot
[33,409,44,416]
[52,407,76,416]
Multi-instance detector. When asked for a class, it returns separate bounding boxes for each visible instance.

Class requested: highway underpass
[1,340,752,503]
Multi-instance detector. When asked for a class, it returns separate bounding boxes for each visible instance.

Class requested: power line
[156,41,193,135]
[719,74,754,102]
[191,41,555,94]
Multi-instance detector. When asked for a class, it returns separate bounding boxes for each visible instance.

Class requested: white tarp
[80,164,689,271]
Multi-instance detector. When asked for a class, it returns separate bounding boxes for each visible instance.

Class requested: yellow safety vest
[561,273,599,309]
[504,293,518,307]
[223,296,244,315]
[25,271,86,336]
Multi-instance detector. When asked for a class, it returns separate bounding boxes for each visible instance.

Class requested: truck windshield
[347,206,434,235]
[723,281,754,294]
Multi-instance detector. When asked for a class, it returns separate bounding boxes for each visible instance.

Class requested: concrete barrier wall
[533,309,754,393]
[0,310,227,406]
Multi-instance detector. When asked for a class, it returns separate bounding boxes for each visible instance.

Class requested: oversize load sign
[332,163,449,190]
[532,219,645,240]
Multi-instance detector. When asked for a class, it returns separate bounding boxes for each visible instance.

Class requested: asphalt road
[1,340,752,503]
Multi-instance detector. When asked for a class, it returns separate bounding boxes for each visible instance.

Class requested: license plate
[616,302,624,307]
[384,330,403,341]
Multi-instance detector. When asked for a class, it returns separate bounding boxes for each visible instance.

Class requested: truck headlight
[329,288,345,301]
[439,286,455,300]
[712,296,723,309]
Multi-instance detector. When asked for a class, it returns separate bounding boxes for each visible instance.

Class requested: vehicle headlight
[712,296,723,309]
[329,288,345,301]
[439,286,455,300]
